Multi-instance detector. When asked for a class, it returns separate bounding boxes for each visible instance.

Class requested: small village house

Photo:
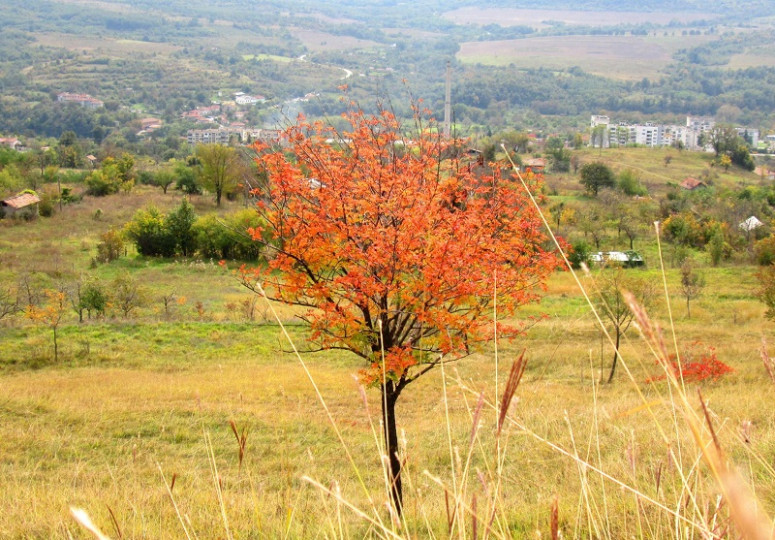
[680,177,706,190]
[1,192,41,219]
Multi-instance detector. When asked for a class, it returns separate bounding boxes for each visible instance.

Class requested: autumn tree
[244,105,559,514]
[26,289,68,362]
[196,143,241,206]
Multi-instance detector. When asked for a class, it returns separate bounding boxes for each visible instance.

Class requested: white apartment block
[187,128,234,145]
[590,116,719,149]
[187,127,282,146]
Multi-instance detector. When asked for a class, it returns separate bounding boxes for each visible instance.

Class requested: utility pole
[443,61,451,139]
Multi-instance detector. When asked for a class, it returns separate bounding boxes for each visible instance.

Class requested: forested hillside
[1,0,775,145]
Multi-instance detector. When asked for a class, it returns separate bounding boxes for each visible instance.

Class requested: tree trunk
[53,327,58,363]
[607,327,621,383]
[382,381,403,515]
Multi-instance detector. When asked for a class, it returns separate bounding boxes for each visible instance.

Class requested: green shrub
[618,169,647,196]
[38,191,55,217]
[80,279,108,319]
[193,214,232,259]
[175,163,201,195]
[706,229,733,266]
[124,206,175,257]
[568,240,594,269]
[166,198,197,256]
[96,228,125,263]
[193,209,266,261]
[85,168,121,196]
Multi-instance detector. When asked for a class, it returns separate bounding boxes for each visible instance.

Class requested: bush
[85,168,121,196]
[706,231,731,266]
[38,191,56,217]
[618,170,647,196]
[166,198,197,256]
[567,240,594,269]
[80,279,108,319]
[648,343,733,383]
[193,209,266,261]
[60,187,80,204]
[96,228,125,263]
[86,156,134,196]
[137,171,156,185]
[175,163,201,195]
[192,214,231,259]
[755,235,775,266]
[756,264,775,321]
[662,213,704,247]
[731,145,755,171]
[124,206,176,257]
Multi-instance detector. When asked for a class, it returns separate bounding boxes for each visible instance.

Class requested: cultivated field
[290,29,382,53]
[457,35,715,80]
[33,33,182,56]
[443,8,722,29]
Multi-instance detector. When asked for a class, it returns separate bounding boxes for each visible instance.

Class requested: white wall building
[588,115,762,151]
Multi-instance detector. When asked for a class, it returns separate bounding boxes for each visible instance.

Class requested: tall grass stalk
[503,147,773,537]
[205,430,233,540]
[439,359,462,536]
[158,463,194,540]
[250,279,394,534]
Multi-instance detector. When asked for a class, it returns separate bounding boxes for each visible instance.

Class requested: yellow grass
[2,181,775,536]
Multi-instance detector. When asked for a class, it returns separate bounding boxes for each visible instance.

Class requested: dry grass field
[457,35,715,80]
[560,146,764,197]
[1,167,775,537]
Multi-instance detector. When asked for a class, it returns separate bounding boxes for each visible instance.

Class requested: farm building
[1,192,41,219]
[590,251,644,268]
[523,157,546,172]
[680,177,706,190]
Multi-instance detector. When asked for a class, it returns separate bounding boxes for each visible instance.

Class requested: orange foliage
[25,289,67,328]
[25,289,68,362]
[648,342,734,383]
[245,105,559,385]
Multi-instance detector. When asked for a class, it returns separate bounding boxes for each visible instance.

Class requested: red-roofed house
[523,158,546,172]
[57,92,103,109]
[0,137,23,151]
[680,177,706,190]
[2,192,41,219]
